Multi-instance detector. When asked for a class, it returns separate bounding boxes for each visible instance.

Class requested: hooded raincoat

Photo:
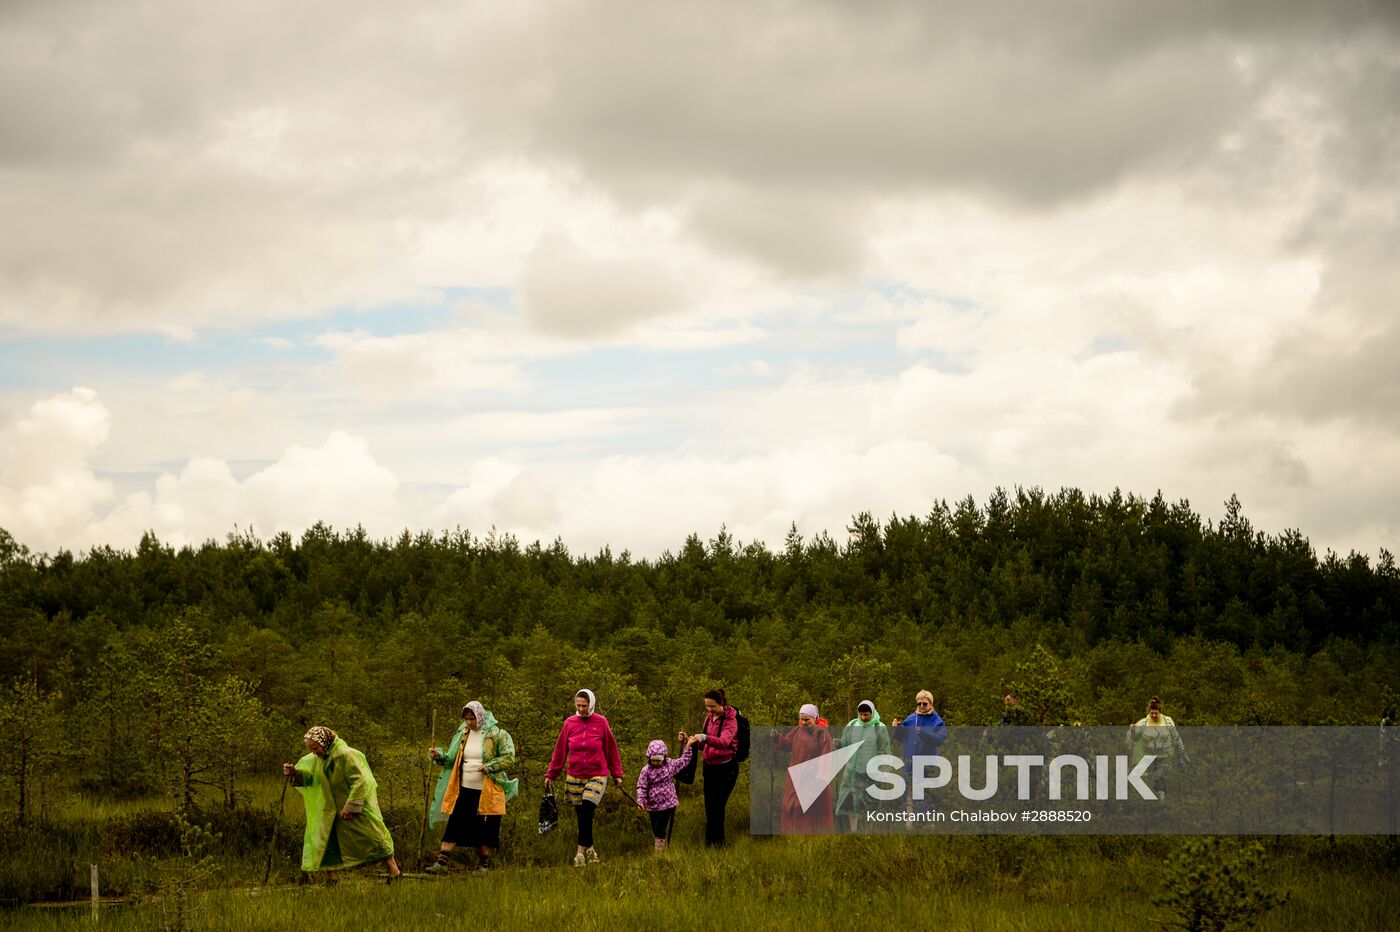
[293,737,395,872]
[835,701,893,816]
[635,739,693,812]
[774,721,835,834]
[430,707,519,825]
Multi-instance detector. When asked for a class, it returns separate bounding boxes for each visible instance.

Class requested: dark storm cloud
[0,0,1395,327]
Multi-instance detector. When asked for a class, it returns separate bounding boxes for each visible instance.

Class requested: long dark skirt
[442,787,502,849]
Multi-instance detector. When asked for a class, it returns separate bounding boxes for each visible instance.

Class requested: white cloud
[436,458,561,534]
[715,359,773,379]
[315,328,531,401]
[88,431,400,547]
[94,372,302,470]
[894,301,988,357]
[520,232,691,339]
[0,388,114,552]
[245,431,398,529]
[448,408,643,446]
[1,388,404,549]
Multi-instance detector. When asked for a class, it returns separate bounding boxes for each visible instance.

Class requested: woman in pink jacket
[679,688,741,847]
[545,688,624,866]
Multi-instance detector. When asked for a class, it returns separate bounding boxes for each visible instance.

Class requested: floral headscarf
[303,725,337,753]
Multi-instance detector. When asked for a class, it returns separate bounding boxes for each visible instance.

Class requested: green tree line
[1,487,1397,821]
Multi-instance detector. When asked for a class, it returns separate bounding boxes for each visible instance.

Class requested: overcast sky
[2,1,1398,561]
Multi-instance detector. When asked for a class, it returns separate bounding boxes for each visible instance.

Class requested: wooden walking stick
[417,709,437,859]
[263,765,292,885]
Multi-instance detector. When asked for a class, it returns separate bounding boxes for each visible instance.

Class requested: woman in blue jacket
[895,690,947,811]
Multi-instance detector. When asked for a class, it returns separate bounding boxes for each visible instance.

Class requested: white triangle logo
[788,739,865,812]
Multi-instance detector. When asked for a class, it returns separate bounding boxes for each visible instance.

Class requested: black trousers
[575,800,596,848]
[702,760,739,846]
[648,807,675,840]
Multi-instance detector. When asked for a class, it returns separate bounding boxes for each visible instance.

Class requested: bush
[1153,837,1288,931]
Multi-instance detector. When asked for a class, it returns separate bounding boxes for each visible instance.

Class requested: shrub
[1153,837,1288,931]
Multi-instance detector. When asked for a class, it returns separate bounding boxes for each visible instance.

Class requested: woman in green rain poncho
[281,726,401,880]
[834,700,893,833]
[424,701,518,873]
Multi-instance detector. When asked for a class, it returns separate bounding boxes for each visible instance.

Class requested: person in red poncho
[773,703,835,834]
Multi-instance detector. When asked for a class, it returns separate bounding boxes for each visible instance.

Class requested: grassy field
[3,783,1398,931]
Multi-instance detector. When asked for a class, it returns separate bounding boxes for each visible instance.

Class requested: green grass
[4,831,1398,931]
[3,783,1398,930]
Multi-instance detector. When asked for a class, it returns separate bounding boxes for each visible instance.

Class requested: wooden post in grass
[263,770,292,885]
[418,709,437,861]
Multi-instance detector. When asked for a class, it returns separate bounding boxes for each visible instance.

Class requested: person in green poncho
[424,701,518,873]
[281,726,401,880]
[834,700,893,833]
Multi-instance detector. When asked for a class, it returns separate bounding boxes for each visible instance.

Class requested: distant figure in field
[999,693,1027,726]
[634,734,700,852]
[894,690,947,811]
[1126,696,1189,800]
[680,687,745,847]
[282,726,401,881]
[545,688,624,866]
[772,703,835,834]
[426,701,518,873]
[834,700,892,832]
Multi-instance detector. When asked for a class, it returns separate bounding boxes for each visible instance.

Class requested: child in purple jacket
[634,735,699,851]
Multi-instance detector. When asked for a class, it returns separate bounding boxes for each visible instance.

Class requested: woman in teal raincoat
[425,701,518,873]
[834,700,893,832]
[282,726,401,880]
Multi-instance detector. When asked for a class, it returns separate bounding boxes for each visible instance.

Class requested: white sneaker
[585,847,600,864]
[573,852,586,867]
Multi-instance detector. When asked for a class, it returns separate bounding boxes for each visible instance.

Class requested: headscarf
[836,700,891,812]
[303,725,337,753]
[575,688,596,716]
[799,703,820,721]
[463,701,487,730]
[852,700,881,725]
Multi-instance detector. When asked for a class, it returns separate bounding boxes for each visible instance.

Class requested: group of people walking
[281,689,1184,879]
[543,686,746,865]
[281,685,755,878]
[771,692,949,835]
